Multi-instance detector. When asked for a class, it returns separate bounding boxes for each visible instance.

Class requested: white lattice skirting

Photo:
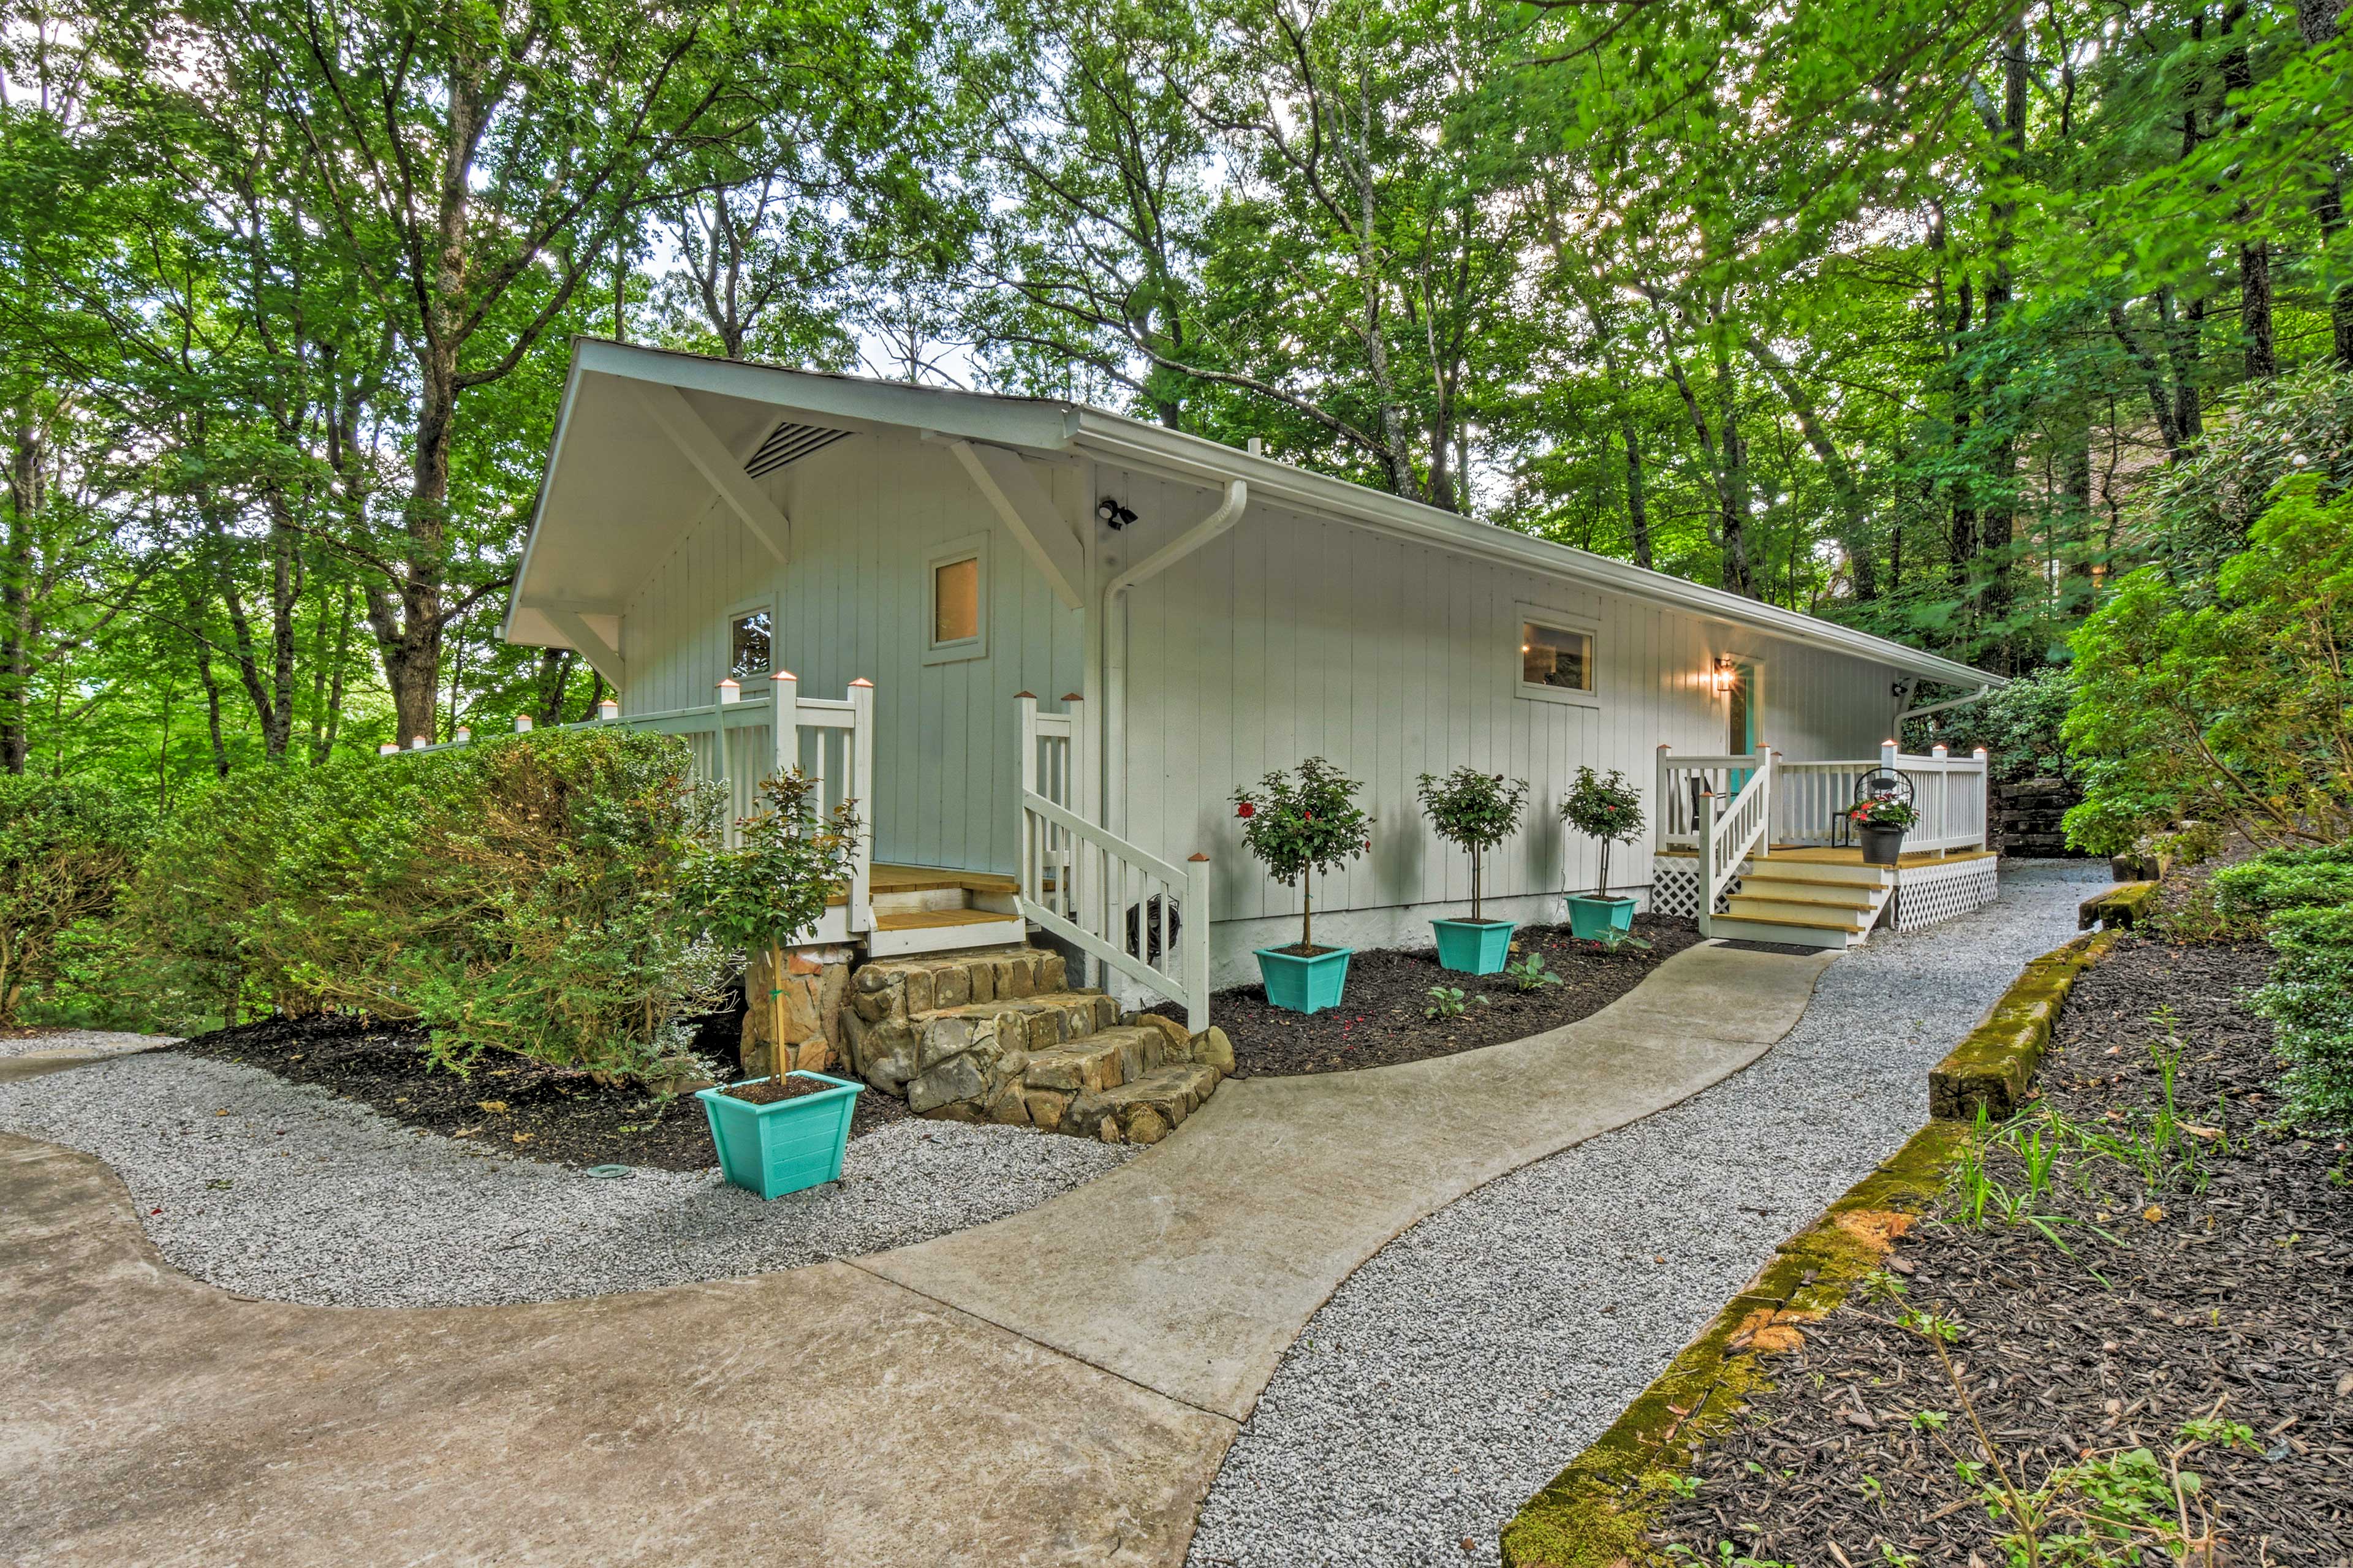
[1890,855,2001,931]
[1651,860,1738,920]
[1651,854,1999,934]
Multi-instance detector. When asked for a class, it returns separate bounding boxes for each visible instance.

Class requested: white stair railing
[1694,749,1773,936]
[1018,693,1210,1031]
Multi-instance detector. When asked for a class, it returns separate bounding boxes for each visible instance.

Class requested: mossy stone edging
[1927,929,2120,1122]
[1498,928,2122,1568]
[2076,881,2158,933]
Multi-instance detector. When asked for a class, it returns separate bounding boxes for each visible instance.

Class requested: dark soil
[1658,936,2353,1564]
[1147,915,1702,1077]
[721,1074,836,1105]
[167,1010,908,1172]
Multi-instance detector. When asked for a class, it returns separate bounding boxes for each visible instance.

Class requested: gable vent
[743,420,853,479]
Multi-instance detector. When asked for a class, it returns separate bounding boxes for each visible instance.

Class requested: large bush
[1905,666,2075,786]
[2062,477,2353,858]
[128,726,726,1077]
[0,775,145,1024]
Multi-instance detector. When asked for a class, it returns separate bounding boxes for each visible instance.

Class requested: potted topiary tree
[686,768,867,1199]
[1417,767,1529,974]
[1233,757,1373,1013]
[1848,795,1917,867]
[1561,766,1645,940]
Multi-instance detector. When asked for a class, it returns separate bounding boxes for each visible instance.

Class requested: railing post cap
[409,736,428,749]
[1974,746,1989,757]
[1062,692,1083,703]
[717,678,739,689]
[377,741,398,756]
[771,668,795,681]
[1188,852,1210,862]
[850,677,874,687]
[1015,689,1036,700]
[513,714,533,731]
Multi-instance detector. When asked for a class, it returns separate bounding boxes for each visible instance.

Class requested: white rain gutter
[1103,479,1248,836]
[1900,684,1995,723]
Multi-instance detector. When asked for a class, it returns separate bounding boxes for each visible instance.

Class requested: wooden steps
[863,863,1030,956]
[1715,855,1896,950]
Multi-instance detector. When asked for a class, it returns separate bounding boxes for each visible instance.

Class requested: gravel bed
[0,1028,178,1060]
[1185,860,2116,1568]
[0,1053,1135,1307]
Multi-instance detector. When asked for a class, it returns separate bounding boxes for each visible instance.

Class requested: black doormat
[1711,937,1827,956]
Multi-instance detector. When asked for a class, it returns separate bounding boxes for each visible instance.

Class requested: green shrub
[126,726,727,1078]
[2215,844,2353,917]
[1232,758,1373,950]
[0,775,146,1024]
[1907,665,2077,785]
[1416,767,1528,923]
[2251,904,2353,1132]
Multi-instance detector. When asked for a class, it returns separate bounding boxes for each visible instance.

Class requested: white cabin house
[496,338,2006,1030]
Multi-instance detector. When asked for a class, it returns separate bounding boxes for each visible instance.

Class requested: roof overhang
[508,338,2002,694]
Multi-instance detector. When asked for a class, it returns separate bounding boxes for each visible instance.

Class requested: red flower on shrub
[1237,801,1256,818]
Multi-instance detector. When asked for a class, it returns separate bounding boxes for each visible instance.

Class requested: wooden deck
[827,863,1020,907]
[1656,844,1995,868]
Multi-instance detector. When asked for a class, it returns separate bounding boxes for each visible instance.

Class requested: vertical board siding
[618,429,1082,873]
[1111,474,1902,927]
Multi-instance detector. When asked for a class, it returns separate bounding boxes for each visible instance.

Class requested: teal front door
[1727,662,1757,791]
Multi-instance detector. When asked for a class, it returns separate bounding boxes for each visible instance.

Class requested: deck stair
[862,865,1031,957]
[841,945,1225,1144]
[1710,857,1896,950]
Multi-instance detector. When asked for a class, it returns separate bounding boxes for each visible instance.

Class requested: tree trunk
[1,414,38,775]
[1620,416,1651,569]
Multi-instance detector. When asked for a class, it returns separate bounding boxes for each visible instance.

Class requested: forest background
[4,0,2350,801]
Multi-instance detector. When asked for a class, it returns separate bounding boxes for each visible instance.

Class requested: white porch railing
[1017,693,1210,1031]
[1692,750,1774,936]
[1657,740,1990,865]
[389,675,877,937]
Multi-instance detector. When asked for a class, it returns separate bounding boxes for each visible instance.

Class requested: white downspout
[1102,478,1248,840]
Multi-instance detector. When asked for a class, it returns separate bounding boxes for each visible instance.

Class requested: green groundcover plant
[1232,757,1371,952]
[2220,843,2353,1131]
[1415,767,1527,923]
[123,725,728,1078]
[0,775,146,1025]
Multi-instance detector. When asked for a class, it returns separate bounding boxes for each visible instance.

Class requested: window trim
[924,532,990,665]
[1515,603,1601,708]
[723,593,776,686]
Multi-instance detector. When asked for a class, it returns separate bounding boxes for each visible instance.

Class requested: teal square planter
[1567,895,1636,941]
[697,1070,863,1200]
[1254,945,1352,1013]
[1430,918,1515,975]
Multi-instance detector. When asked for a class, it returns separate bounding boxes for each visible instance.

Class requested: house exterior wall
[610,425,1902,993]
[1098,466,1903,986]
[618,425,1085,873]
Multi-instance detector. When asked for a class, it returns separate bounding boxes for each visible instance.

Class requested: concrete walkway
[1,941,1830,1566]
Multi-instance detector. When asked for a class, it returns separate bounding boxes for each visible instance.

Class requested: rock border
[1497,926,2123,1568]
[2075,880,2159,933]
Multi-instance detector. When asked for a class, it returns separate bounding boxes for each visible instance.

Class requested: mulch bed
[165,1006,908,1172]
[1147,915,1702,1077]
[1656,935,2352,1564]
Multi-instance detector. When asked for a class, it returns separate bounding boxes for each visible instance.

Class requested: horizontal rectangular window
[1521,621,1593,693]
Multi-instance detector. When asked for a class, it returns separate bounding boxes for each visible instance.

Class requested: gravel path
[1186,860,2115,1568]
[0,1053,1134,1307]
[0,1028,176,1060]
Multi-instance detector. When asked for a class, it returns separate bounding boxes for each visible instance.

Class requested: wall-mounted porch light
[1710,656,1738,694]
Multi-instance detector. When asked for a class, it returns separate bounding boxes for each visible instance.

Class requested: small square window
[730,610,772,680]
[1521,621,1592,693]
[934,558,979,645]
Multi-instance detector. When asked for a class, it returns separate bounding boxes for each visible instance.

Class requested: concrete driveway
[1,941,1830,1566]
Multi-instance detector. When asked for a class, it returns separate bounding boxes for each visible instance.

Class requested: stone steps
[838,943,1230,1143]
